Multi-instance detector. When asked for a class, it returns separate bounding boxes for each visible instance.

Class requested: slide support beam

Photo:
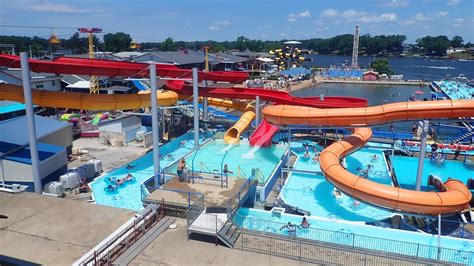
[20,52,42,194]
[150,64,160,187]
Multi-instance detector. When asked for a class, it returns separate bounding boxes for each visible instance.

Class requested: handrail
[220,151,229,188]
[191,145,201,184]
[254,168,265,184]
[199,161,212,174]
[237,166,247,179]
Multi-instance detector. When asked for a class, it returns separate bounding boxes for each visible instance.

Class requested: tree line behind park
[0,32,470,57]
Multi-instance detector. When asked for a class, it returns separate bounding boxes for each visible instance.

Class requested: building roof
[208,53,249,65]
[0,101,27,115]
[0,115,70,146]
[0,140,21,155]
[0,68,60,81]
[66,80,90,89]
[101,86,134,93]
[231,49,270,58]
[60,74,87,85]
[363,70,379,75]
[133,51,204,65]
[113,51,144,58]
[5,142,64,164]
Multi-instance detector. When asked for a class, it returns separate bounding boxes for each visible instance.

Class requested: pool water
[91,133,203,211]
[235,208,474,265]
[391,156,473,190]
[166,139,287,184]
[282,141,393,222]
[435,80,473,100]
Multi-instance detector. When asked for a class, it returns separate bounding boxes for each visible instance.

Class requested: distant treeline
[0,32,469,57]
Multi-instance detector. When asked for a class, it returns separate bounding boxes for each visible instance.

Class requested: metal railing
[75,204,165,266]
[186,194,206,234]
[226,178,257,218]
[232,214,474,265]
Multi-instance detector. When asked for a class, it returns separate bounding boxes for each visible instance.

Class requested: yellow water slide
[0,84,178,110]
[205,98,255,144]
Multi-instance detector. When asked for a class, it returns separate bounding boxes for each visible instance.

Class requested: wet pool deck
[145,175,247,207]
[0,192,134,265]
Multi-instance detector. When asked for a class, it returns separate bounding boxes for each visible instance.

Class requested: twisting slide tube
[262,100,474,215]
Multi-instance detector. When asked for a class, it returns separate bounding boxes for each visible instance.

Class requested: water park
[0,23,473,264]
[0,51,473,265]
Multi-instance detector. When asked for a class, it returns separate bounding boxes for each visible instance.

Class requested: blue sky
[0,0,473,43]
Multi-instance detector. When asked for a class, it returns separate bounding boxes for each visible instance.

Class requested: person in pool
[304,151,310,159]
[177,159,188,182]
[126,164,135,170]
[371,154,378,161]
[313,153,319,163]
[280,222,300,236]
[300,217,310,228]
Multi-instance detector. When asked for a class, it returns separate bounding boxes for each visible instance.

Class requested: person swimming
[126,164,135,170]
[300,217,310,229]
[371,154,378,161]
[280,222,300,236]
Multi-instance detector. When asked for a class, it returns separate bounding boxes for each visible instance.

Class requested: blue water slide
[132,80,147,91]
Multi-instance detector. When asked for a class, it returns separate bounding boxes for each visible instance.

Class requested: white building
[98,115,142,145]
[0,115,72,191]
[446,47,466,55]
[0,68,62,91]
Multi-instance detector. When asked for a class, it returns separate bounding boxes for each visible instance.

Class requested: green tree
[103,32,132,52]
[450,36,464,47]
[160,37,177,51]
[416,35,450,56]
[370,59,393,75]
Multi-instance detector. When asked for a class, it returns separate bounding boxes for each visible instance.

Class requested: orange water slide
[0,84,178,110]
[262,100,474,215]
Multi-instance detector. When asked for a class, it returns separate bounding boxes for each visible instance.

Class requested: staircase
[217,219,241,248]
[451,131,474,144]
[394,141,413,156]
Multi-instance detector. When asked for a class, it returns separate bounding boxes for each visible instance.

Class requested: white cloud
[321,9,338,17]
[208,20,231,31]
[340,9,365,19]
[381,0,409,7]
[436,11,448,17]
[399,19,416,26]
[414,13,431,21]
[320,9,397,23]
[358,13,398,23]
[214,20,231,27]
[447,0,460,5]
[288,10,311,22]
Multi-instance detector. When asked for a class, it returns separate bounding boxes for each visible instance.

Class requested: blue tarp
[280,67,311,76]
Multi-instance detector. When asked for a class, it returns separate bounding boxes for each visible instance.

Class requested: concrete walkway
[131,219,312,266]
[0,192,134,265]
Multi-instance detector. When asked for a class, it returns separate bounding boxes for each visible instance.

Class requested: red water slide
[0,55,248,83]
[166,80,368,108]
[249,120,279,147]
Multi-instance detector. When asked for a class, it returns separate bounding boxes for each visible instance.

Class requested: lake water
[305,54,474,80]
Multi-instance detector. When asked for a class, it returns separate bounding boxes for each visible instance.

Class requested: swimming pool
[91,132,205,211]
[235,208,474,265]
[435,80,474,100]
[165,139,287,185]
[282,140,393,222]
[391,156,473,190]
